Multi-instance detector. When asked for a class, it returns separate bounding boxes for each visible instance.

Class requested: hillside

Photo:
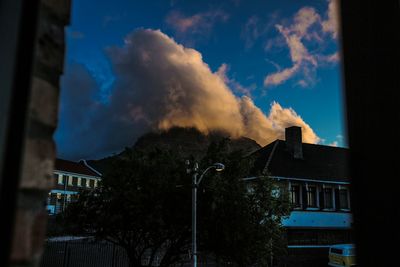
[88,127,261,174]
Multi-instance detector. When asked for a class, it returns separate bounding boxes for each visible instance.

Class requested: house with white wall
[47,158,102,214]
[247,126,353,263]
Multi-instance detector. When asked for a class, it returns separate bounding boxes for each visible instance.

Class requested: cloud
[264,7,320,87]
[322,0,339,39]
[328,141,338,147]
[241,16,263,49]
[292,7,321,38]
[216,63,255,97]
[264,0,340,87]
[165,10,228,35]
[326,51,340,62]
[57,29,320,160]
[240,98,320,145]
[320,133,344,147]
[241,13,279,49]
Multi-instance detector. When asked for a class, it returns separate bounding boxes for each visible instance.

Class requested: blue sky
[56,0,346,160]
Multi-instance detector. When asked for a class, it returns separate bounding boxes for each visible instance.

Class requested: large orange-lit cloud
[108,29,319,145]
[58,29,319,159]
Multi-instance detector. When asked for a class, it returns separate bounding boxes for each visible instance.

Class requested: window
[307,185,318,208]
[89,179,95,188]
[339,188,350,210]
[62,175,68,185]
[290,184,301,208]
[57,174,63,185]
[324,187,334,209]
[81,178,86,187]
[331,248,343,255]
[72,176,78,186]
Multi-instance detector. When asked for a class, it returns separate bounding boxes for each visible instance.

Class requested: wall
[9,0,71,266]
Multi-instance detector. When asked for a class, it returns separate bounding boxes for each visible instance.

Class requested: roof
[54,158,101,177]
[249,140,350,182]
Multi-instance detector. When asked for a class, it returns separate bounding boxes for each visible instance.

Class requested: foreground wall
[9,1,71,266]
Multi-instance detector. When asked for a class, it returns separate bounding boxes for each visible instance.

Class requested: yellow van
[328,244,357,267]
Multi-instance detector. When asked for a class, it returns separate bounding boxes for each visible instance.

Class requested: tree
[64,139,290,267]
[197,139,291,266]
[65,148,192,267]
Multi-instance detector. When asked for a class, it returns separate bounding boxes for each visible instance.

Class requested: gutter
[80,159,102,177]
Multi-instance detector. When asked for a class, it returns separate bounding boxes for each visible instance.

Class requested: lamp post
[186,161,225,267]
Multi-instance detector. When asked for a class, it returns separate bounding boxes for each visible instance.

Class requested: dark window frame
[339,188,350,210]
[323,186,334,210]
[306,184,318,208]
[289,183,302,209]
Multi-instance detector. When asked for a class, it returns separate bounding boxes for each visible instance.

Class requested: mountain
[88,127,261,174]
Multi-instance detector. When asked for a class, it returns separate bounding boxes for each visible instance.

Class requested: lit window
[68,176,73,186]
[57,174,63,185]
[307,185,318,208]
[290,184,301,208]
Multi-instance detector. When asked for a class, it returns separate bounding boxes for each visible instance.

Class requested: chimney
[285,126,303,159]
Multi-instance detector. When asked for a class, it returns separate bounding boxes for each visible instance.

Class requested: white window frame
[57,174,63,185]
[67,176,73,186]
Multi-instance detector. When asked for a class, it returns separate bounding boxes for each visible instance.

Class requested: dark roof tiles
[54,158,100,177]
[249,140,350,182]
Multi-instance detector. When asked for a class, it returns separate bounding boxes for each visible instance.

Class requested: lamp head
[213,163,225,172]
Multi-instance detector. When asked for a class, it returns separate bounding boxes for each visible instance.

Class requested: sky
[55,0,347,160]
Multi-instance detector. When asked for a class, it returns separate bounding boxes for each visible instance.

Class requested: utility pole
[186,160,225,267]
[192,163,198,267]
[63,175,67,213]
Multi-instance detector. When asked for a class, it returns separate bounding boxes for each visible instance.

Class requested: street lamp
[186,161,225,267]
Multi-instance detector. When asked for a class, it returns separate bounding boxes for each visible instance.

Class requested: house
[46,158,102,215]
[247,126,353,264]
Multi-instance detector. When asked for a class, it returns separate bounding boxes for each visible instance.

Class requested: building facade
[46,158,102,215]
[248,126,353,265]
